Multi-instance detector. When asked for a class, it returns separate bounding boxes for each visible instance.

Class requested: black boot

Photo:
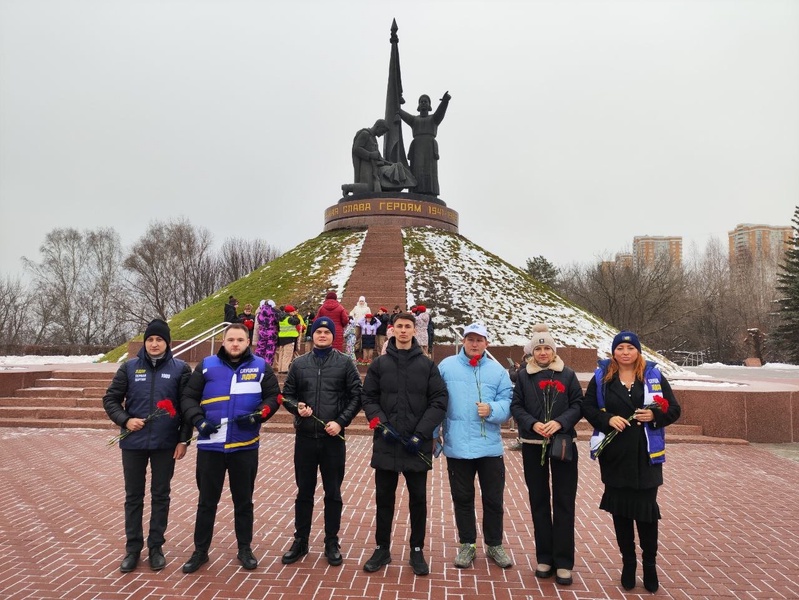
[120,551,140,573]
[621,561,637,590]
[643,564,659,593]
[409,547,429,576]
[637,520,659,593]
[281,538,308,564]
[614,515,637,590]
[324,539,342,566]
[363,545,392,572]
[148,546,166,571]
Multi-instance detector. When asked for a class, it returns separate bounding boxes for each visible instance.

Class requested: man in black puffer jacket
[361,312,448,576]
[280,317,362,567]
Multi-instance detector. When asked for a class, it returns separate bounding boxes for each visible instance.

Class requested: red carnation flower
[653,394,670,412]
[369,417,380,430]
[276,394,284,405]
[554,380,566,394]
[469,355,479,367]
[261,406,271,419]
[156,399,176,418]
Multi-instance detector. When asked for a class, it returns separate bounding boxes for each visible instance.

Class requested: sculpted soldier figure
[351,119,416,193]
[352,120,391,192]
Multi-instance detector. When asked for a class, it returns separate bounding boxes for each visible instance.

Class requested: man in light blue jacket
[437,323,513,569]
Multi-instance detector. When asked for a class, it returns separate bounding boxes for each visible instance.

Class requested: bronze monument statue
[342,20,450,201]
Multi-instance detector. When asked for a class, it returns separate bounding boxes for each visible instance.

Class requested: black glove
[405,433,423,454]
[195,418,219,437]
[380,422,401,444]
[234,413,261,429]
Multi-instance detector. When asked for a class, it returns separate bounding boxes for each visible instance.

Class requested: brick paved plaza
[1,428,797,600]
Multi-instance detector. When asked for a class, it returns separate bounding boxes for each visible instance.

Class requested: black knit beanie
[144,319,171,345]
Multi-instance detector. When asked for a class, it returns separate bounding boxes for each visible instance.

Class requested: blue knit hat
[612,331,641,353]
[310,317,335,338]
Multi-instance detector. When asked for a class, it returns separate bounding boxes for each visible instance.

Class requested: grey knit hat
[528,323,556,353]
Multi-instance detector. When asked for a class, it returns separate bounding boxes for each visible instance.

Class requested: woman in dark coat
[510,324,583,586]
[583,331,681,593]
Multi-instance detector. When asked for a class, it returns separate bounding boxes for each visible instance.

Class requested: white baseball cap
[463,323,489,341]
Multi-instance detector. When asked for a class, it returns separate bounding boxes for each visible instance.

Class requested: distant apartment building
[632,236,682,268]
[600,252,633,273]
[728,223,793,265]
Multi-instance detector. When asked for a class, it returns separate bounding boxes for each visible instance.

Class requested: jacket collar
[386,336,422,358]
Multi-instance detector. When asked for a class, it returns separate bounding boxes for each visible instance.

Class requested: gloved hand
[234,413,261,429]
[380,422,401,444]
[405,434,423,455]
[195,418,219,437]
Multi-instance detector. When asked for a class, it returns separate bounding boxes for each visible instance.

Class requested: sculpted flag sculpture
[345,20,449,199]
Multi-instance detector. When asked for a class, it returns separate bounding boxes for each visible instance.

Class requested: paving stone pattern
[0,428,797,600]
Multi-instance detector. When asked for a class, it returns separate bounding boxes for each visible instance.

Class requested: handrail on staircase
[171,322,232,359]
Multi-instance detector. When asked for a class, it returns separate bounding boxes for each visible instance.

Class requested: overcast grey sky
[1,0,797,278]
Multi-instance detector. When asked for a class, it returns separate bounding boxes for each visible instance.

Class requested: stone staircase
[0,371,114,429]
[340,225,408,313]
[0,368,747,445]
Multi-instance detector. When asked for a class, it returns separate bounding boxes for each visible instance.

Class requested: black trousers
[521,443,578,569]
[293,435,346,542]
[192,449,258,553]
[446,456,505,546]
[374,469,428,549]
[121,448,176,553]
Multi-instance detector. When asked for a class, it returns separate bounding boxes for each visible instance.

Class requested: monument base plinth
[324,194,459,233]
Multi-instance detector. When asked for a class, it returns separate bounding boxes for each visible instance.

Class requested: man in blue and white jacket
[179,323,280,574]
[437,323,513,570]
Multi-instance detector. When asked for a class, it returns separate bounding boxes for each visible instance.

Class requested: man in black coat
[224,297,239,324]
[102,318,192,573]
[361,312,448,576]
[280,317,362,567]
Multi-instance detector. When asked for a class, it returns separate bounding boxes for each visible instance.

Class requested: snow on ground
[0,355,103,369]
[693,362,799,370]
[669,378,748,388]
[402,228,684,375]
[326,230,366,297]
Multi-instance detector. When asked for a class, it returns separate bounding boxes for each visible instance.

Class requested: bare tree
[0,276,29,345]
[218,237,282,284]
[557,255,692,351]
[680,238,737,362]
[84,228,131,345]
[22,227,128,345]
[124,218,220,323]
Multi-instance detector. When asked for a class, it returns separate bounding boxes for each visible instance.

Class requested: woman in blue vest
[583,331,681,593]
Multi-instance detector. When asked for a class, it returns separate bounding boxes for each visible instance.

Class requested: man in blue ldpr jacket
[437,323,513,570]
[179,323,280,574]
